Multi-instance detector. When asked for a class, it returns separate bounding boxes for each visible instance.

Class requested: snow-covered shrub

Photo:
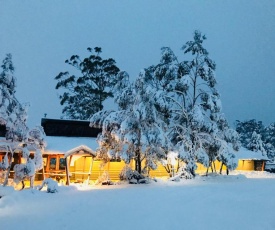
[13,159,35,185]
[169,165,195,182]
[119,165,145,184]
[95,171,111,185]
[38,178,58,193]
[0,154,9,170]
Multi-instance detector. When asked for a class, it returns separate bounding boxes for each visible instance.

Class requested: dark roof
[41,118,101,137]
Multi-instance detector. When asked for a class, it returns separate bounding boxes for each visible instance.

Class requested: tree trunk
[190,166,196,178]
[219,163,224,174]
[213,161,217,173]
[163,164,171,175]
[21,181,25,190]
[135,149,142,174]
[3,152,14,186]
[210,161,214,173]
[30,176,34,189]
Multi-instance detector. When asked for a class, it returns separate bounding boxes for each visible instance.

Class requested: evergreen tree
[235,119,265,147]
[264,143,275,161]
[264,123,275,160]
[55,47,120,120]
[264,123,275,146]
[246,131,266,155]
[0,54,28,141]
[0,54,45,187]
[235,119,275,160]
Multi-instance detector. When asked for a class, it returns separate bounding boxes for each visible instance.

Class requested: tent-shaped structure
[65,145,96,185]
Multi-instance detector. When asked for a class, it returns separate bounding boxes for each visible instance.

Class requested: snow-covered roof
[43,136,98,155]
[234,148,269,161]
[65,145,96,158]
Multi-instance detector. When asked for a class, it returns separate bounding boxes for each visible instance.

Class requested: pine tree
[235,119,275,160]
[0,54,45,187]
[247,131,266,155]
[235,119,265,147]
[0,54,28,141]
[55,47,120,120]
[264,123,275,147]
[264,123,275,160]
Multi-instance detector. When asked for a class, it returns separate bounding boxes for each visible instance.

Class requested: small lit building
[41,118,99,183]
[235,148,269,171]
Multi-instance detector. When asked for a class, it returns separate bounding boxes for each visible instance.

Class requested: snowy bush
[0,154,9,170]
[119,166,145,184]
[38,178,58,193]
[95,171,111,185]
[13,159,35,185]
[169,164,195,181]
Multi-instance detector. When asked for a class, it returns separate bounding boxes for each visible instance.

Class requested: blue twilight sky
[0,0,275,128]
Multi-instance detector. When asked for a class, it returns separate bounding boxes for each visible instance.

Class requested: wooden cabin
[2,118,270,186]
[41,118,101,183]
[235,148,269,171]
[41,119,271,183]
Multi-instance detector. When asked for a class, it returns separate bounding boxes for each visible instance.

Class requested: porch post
[87,157,94,183]
[262,161,265,171]
[65,157,70,185]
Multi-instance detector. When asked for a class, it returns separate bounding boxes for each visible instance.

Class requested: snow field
[1,172,275,230]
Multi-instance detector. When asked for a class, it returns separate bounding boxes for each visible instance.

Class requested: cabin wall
[149,164,169,178]
[196,161,228,174]
[236,160,254,171]
[197,160,257,172]
[41,154,264,184]
[69,157,126,182]
[69,158,231,181]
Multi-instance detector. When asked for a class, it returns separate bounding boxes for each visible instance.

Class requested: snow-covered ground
[1,171,275,230]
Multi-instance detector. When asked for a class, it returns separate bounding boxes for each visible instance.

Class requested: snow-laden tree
[0,54,29,142]
[236,120,275,161]
[263,123,275,160]
[144,31,239,177]
[235,119,265,148]
[0,53,15,125]
[27,125,47,150]
[8,127,46,189]
[90,70,169,179]
[12,126,46,189]
[91,31,239,180]
[246,131,266,156]
[0,55,46,187]
[26,125,46,172]
[55,47,120,120]
[264,123,275,146]
[0,54,29,185]
[265,143,275,161]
